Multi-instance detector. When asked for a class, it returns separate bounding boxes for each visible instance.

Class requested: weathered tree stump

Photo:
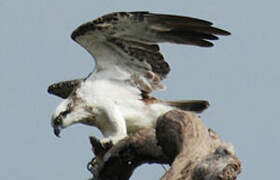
[88,110,242,180]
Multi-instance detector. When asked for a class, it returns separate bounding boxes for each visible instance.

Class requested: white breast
[119,100,175,133]
[77,78,174,134]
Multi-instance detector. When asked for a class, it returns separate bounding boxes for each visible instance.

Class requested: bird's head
[51,98,96,137]
[51,99,73,137]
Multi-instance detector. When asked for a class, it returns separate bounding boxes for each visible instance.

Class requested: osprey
[48,11,230,144]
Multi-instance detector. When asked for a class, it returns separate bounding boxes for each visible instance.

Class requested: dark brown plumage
[165,100,210,113]
[47,79,82,99]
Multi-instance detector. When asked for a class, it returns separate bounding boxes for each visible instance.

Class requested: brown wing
[47,79,83,99]
[71,11,230,93]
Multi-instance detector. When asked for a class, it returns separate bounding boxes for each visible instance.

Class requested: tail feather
[166,100,210,113]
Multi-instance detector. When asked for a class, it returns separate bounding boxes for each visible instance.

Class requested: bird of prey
[48,11,230,144]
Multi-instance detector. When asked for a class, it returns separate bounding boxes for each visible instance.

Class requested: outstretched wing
[71,11,230,93]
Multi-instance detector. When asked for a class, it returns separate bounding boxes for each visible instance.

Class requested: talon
[101,140,113,150]
[89,136,112,155]
[87,157,96,172]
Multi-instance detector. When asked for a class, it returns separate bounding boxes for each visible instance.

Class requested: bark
[88,110,241,180]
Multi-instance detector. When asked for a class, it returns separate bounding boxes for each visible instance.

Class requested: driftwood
[87,110,242,180]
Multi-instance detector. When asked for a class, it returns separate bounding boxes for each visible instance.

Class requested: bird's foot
[90,136,112,153]
[100,138,114,150]
[100,135,125,146]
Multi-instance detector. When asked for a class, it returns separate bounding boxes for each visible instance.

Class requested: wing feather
[71,11,230,93]
[48,79,82,98]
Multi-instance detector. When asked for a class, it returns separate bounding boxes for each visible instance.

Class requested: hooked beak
[52,115,63,138]
[53,127,61,137]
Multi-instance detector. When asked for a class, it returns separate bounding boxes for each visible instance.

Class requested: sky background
[0,0,279,179]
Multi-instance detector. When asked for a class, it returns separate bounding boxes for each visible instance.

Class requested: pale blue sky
[0,0,279,179]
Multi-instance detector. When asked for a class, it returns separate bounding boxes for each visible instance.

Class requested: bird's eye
[60,109,70,117]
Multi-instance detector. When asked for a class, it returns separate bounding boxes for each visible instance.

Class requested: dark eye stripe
[60,109,71,117]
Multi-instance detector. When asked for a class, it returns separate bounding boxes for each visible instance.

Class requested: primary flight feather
[48,11,230,144]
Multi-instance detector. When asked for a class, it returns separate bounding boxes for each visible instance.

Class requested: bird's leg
[100,107,127,145]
